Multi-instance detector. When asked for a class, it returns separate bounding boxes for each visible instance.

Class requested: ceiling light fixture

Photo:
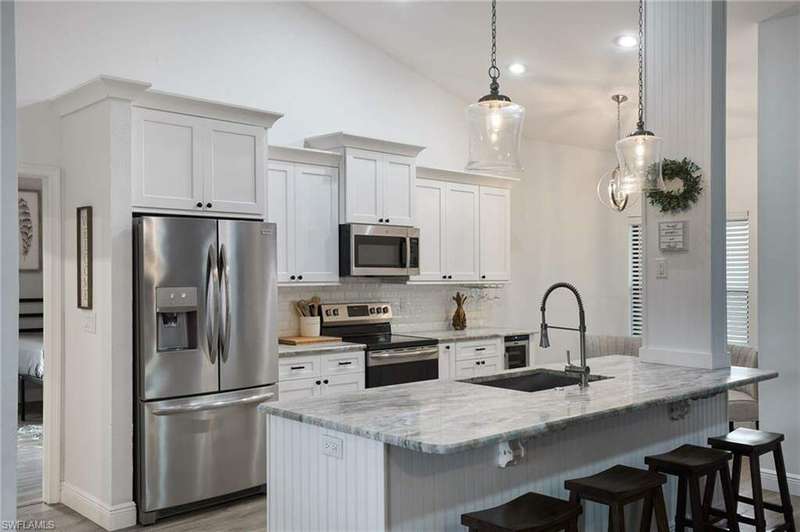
[615,0,664,194]
[508,63,527,75]
[466,0,525,176]
[615,34,638,48]
[597,94,634,212]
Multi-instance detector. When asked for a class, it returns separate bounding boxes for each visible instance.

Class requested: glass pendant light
[615,0,664,193]
[466,0,525,176]
[597,94,636,212]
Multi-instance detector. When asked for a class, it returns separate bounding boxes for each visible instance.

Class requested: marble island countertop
[261,355,777,454]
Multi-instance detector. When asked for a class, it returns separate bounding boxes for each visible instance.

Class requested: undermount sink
[461,369,611,393]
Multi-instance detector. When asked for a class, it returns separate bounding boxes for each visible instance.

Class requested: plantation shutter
[726,218,750,345]
[629,223,644,336]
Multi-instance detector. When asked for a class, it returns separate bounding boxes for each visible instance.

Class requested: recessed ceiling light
[508,63,527,75]
[615,34,638,48]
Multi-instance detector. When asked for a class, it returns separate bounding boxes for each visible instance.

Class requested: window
[726,217,750,345]
[629,223,644,336]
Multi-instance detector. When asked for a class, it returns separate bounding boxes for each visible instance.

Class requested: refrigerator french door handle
[219,244,232,362]
[205,243,220,365]
[150,392,276,416]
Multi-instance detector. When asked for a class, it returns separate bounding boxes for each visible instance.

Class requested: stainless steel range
[319,303,439,388]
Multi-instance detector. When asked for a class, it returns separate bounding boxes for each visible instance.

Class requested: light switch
[656,259,668,279]
[82,311,96,334]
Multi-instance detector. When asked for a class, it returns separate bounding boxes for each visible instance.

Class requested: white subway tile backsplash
[278,280,506,336]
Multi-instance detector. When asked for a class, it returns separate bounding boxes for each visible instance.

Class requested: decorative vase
[452,292,468,330]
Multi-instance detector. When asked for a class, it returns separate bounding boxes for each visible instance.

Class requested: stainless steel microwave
[339,224,420,277]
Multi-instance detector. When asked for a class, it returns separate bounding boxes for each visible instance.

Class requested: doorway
[16,163,62,508]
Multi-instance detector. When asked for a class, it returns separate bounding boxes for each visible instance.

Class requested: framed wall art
[18,189,42,272]
[77,206,93,309]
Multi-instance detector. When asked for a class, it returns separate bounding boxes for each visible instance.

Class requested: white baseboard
[638,346,728,369]
[61,482,137,531]
[762,468,800,497]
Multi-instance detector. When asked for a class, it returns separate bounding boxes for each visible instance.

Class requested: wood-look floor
[17,411,43,507]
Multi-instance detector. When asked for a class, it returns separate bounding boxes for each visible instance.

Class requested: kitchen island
[260,356,777,531]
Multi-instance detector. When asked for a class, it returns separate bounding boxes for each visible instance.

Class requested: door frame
[18,163,62,504]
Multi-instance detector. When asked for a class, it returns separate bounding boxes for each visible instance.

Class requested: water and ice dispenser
[155,287,198,351]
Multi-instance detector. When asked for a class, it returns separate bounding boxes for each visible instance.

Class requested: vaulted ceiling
[310,1,793,150]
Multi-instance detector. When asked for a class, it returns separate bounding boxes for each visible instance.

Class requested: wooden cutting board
[279,336,342,346]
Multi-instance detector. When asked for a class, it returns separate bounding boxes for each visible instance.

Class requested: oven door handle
[369,347,439,360]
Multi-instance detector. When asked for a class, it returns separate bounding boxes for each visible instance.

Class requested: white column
[639,0,729,369]
[0,0,17,521]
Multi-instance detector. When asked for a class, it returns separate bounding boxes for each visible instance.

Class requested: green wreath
[647,158,702,214]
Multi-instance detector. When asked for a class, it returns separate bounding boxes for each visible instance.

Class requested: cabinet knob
[315,380,321,385]
[290,275,296,280]
[442,275,447,280]
[323,379,329,385]
[379,218,384,223]
[445,345,450,350]
[297,275,303,280]
[385,219,390,223]
[481,275,486,279]
[475,361,480,366]
[447,275,453,279]
[196,202,203,208]
[206,202,212,208]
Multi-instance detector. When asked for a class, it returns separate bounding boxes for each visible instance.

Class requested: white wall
[0,0,17,520]
[758,6,800,480]
[508,140,627,364]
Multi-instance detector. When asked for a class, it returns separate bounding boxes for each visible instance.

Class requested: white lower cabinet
[278,351,365,399]
[452,338,503,379]
[438,343,455,380]
[267,161,339,284]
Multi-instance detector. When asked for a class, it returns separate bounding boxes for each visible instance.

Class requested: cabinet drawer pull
[338,361,352,366]
[475,347,487,352]
[290,365,305,370]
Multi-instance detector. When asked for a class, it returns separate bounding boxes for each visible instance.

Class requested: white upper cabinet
[344,149,382,224]
[267,151,339,285]
[304,133,425,227]
[204,121,266,216]
[131,95,280,218]
[413,179,447,282]
[132,109,204,211]
[445,183,480,281]
[382,154,415,226]
[479,187,511,281]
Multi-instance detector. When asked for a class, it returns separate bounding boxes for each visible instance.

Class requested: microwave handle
[401,237,409,269]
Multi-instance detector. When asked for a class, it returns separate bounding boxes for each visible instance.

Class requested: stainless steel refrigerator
[133,216,278,525]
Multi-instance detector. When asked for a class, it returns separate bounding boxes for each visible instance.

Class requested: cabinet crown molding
[50,75,152,117]
[269,145,341,167]
[50,75,284,128]
[304,132,425,158]
[416,166,519,189]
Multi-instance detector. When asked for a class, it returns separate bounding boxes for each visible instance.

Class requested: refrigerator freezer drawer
[139,385,277,513]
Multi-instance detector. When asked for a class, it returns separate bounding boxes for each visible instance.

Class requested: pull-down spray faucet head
[539,321,550,348]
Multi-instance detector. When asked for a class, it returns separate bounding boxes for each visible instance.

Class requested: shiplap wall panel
[267,415,387,532]
[387,394,727,532]
[267,395,726,531]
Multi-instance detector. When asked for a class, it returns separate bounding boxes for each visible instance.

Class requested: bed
[19,298,43,421]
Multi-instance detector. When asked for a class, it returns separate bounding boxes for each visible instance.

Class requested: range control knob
[382,306,389,314]
[369,307,376,314]
[325,309,332,317]
[332,309,340,316]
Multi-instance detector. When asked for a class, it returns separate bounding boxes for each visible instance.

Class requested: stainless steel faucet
[539,282,590,388]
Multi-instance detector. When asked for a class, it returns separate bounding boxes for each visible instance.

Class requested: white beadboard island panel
[267,394,727,531]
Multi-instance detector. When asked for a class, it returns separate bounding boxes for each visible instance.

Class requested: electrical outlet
[321,434,343,459]
[82,311,96,334]
[656,259,668,279]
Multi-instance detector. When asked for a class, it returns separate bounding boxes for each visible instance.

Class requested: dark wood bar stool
[708,428,796,532]
[461,492,582,532]
[645,444,740,532]
[564,464,670,532]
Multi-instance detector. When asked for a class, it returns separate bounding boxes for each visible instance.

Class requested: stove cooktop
[339,333,438,351]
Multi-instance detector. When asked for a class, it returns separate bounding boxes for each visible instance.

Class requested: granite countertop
[278,341,366,358]
[408,327,537,342]
[260,355,777,454]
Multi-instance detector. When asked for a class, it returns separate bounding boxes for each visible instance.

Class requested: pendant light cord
[617,99,622,141]
[637,0,646,130]
[488,0,500,94]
